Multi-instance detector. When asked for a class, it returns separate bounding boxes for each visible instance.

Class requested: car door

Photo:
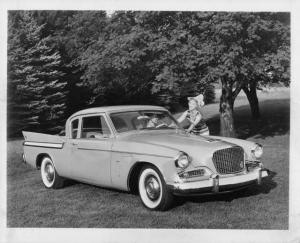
[69,113,113,187]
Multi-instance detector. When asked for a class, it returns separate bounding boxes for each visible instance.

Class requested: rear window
[80,115,111,139]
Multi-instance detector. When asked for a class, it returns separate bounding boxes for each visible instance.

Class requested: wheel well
[127,162,159,194]
[36,153,50,169]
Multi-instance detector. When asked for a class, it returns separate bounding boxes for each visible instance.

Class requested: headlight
[174,151,191,169]
[251,143,263,159]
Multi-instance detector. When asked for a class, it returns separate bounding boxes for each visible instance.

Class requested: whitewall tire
[41,157,64,189]
[138,165,173,211]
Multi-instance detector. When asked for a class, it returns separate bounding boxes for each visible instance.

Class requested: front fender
[111,140,179,191]
[130,153,178,185]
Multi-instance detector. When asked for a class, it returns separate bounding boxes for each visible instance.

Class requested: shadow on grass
[62,179,130,195]
[174,170,277,207]
[63,179,79,188]
[207,99,290,139]
[46,167,278,212]
[66,170,277,210]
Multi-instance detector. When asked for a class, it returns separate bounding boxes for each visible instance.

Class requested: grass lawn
[7,89,289,228]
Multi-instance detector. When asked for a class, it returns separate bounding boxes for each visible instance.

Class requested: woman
[177,94,209,135]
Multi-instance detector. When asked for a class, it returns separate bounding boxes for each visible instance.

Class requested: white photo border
[1,0,299,242]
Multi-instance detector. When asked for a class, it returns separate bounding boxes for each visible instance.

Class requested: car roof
[69,105,167,119]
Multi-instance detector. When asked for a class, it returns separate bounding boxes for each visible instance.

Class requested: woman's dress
[186,110,209,135]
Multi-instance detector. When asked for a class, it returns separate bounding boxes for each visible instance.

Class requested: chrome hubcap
[145,176,161,201]
[45,163,54,183]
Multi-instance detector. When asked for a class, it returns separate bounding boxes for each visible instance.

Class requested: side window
[81,115,111,139]
[71,119,79,139]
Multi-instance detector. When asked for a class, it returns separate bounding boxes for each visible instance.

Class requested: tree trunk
[219,81,236,137]
[243,81,261,119]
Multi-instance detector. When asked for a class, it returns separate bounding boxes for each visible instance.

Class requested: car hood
[122,130,238,166]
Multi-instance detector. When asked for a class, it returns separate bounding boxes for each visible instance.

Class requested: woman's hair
[188,94,205,107]
[188,98,201,112]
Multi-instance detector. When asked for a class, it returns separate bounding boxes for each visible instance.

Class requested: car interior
[80,116,111,139]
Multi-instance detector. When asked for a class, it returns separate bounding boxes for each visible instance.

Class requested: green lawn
[7,89,289,228]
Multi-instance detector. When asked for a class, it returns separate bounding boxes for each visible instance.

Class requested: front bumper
[169,168,269,196]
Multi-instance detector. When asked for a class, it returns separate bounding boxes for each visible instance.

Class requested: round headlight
[175,152,191,169]
[252,143,263,159]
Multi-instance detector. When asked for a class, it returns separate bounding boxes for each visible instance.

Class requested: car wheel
[41,157,64,189]
[138,165,173,211]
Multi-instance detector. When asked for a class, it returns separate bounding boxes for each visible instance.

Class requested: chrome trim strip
[77,148,108,151]
[77,147,172,158]
[23,141,63,149]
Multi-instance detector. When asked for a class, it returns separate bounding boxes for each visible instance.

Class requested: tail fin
[22,131,65,143]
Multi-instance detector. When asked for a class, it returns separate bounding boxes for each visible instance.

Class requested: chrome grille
[212,146,244,174]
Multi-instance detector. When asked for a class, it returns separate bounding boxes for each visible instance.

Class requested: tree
[241,13,290,119]
[77,11,216,110]
[33,10,98,117]
[77,11,289,136]
[134,12,216,109]
[8,11,66,135]
[78,11,156,106]
[8,11,288,138]
[181,12,290,137]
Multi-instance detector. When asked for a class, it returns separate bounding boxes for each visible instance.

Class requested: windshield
[110,110,180,133]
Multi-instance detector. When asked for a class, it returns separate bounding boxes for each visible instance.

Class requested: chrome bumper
[169,168,269,196]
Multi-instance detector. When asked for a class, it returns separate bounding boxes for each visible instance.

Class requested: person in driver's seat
[147,114,160,128]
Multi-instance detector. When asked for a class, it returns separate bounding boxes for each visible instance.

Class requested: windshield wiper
[139,126,176,130]
[156,127,175,130]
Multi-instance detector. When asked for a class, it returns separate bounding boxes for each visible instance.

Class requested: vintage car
[22,105,269,211]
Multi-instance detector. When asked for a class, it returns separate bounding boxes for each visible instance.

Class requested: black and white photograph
[1,0,300,242]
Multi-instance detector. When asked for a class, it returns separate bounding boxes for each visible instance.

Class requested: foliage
[7,11,290,136]
[138,12,214,108]
[77,11,217,110]
[33,11,99,116]
[178,12,291,136]
[8,11,67,135]
[77,12,156,106]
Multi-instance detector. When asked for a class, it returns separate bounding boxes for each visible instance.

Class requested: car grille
[212,146,245,174]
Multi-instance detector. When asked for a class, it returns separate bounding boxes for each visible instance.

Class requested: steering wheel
[156,123,168,128]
